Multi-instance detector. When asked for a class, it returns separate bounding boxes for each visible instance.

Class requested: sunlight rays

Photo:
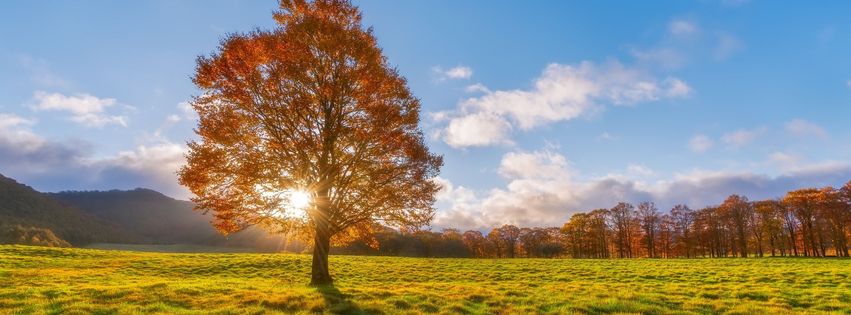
[255,185,313,220]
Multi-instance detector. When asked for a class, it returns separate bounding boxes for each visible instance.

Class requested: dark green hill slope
[0,174,135,245]
[48,189,220,244]
[49,189,302,251]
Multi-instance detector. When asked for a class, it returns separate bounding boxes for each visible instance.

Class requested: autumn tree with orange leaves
[178,0,442,285]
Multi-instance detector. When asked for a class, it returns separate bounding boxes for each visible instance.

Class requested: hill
[48,189,305,252]
[0,174,134,246]
[0,174,302,251]
[48,189,219,244]
[1,245,849,314]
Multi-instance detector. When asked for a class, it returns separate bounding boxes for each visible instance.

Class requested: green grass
[84,243,258,253]
[0,245,849,314]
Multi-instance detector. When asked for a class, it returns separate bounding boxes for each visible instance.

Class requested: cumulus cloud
[0,113,33,129]
[767,151,802,171]
[92,141,187,196]
[627,164,655,177]
[721,127,767,148]
[432,66,473,80]
[464,83,490,94]
[0,113,88,173]
[785,119,827,138]
[664,78,692,97]
[0,113,189,199]
[177,101,196,120]
[30,91,127,127]
[433,148,851,230]
[440,112,513,148]
[688,134,713,153]
[436,61,691,148]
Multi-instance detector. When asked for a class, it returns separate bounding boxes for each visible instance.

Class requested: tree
[178,0,442,285]
[784,189,823,257]
[720,195,752,258]
[816,187,848,257]
[658,214,675,258]
[496,225,521,258]
[609,202,636,258]
[562,213,590,258]
[752,200,785,257]
[486,229,504,258]
[670,205,694,258]
[462,230,487,258]
[637,202,660,258]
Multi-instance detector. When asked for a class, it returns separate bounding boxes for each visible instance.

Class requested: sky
[2,0,851,230]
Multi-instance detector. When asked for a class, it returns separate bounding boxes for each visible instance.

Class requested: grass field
[84,243,259,253]
[1,245,850,314]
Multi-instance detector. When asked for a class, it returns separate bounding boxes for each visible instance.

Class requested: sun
[287,190,312,211]
[256,185,313,219]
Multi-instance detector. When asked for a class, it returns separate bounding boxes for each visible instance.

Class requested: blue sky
[1,0,850,228]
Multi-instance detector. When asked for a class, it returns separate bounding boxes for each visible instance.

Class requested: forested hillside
[0,174,134,245]
[49,189,218,244]
[0,174,301,251]
[50,189,304,251]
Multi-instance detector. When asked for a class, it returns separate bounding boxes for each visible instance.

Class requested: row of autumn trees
[337,181,851,258]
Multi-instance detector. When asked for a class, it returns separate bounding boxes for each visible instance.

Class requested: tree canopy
[179,0,442,284]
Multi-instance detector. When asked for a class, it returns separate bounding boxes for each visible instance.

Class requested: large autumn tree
[178,0,442,285]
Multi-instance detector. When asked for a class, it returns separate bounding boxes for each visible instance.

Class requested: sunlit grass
[1,245,849,314]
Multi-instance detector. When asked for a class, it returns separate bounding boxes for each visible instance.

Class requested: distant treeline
[337,181,851,258]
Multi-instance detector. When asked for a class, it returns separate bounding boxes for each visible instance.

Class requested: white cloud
[437,61,690,148]
[432,66,473,81]
[464,83,490,94]
[433,148,851,229]
[0,113,34,129]
[166,114,181,124]
[94,141,187,193]
[785,119,827,138]
[177,101,196,120]
[0,113,189,198]
[767,151,802,171]
[720,127,766,148]
[441,112,513,148]
[0,113,81,173]
[846,80,851,88]
[669,19,699,37]
[445,66,473,79]
[689,134,714,153]
[30,91,127,127]
[627,164,655,177]
[499,150,571,180]
[664,77,692,97]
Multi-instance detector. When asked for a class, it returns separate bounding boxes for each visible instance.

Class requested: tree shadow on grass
[316,284,384,315]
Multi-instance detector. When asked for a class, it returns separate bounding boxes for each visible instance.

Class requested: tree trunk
[310,224,333,286]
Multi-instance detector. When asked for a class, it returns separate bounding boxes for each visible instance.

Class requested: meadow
[0,245,849,314]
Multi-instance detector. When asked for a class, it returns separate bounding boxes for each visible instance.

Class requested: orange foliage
[178,0,442,282]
